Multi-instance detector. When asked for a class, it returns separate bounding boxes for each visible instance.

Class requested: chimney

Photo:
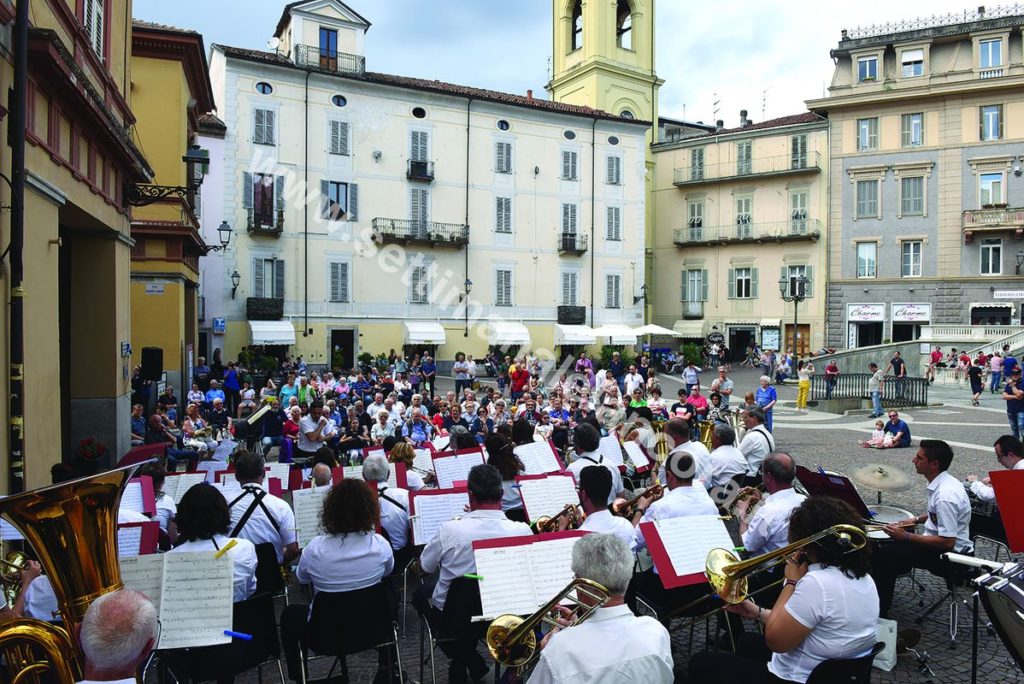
[715,119,724,132]
[527,89,533,100]
[740,109,749,127]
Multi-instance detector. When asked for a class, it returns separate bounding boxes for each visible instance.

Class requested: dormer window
[616,0,633,50]
[901,49,924,78]
[857,55,878,82]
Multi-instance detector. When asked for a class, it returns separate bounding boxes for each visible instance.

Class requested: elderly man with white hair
[79,589,158,684]
[528,534,673,683]
[363,454,412,568]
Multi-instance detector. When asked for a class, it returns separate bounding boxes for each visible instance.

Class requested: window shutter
[320,180,330,219]
[410,267,419,303]
[700,269,709,301]
[274,260,285,299]
[562,151,571,179]
[339,262,349,302]
[804,266,814,298]
[410,131,428,162]
[562,272,575,305]
[727,268,736,299]
[348,183,358,221]
[681,271,688,302]
[243,172,253,208]
[253,258,264,297]
[571,152,577,179]
[496,142,511,173]
[605,275,614,308]
[330,121,349,155]
[275,175,285,211]
[606,156,616,183]
[265,110,276,145]
[330,262,341,301]
[253,108,265,143]
[751,267,759,298]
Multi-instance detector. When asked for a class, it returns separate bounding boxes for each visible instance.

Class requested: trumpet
[609,484,664,518]
[534,504,584,533]
[728,484,766,514]
[486,577,609,668]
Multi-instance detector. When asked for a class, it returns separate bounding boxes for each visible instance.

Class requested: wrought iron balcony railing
[557,232,588,255]
[247,209,284,236]
[673,219,822,246]
[294,44,366,76]
[674,151,821,185]
[371,218,469,248]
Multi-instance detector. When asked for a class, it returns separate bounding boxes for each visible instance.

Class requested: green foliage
[357,351,374,366]
[332,349,346,371]
[598,345,636,369]
[681,343,703,366]
[237,347,255,369]
[256,355,279,373]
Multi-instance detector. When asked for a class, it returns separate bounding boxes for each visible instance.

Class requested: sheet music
[597,435,624,466]
[195,460,223,483]
[119,554,164,606]
[219,472,237,487]
[654,515,733,577]
[292,486,328,547]
[265,462,291,488]
[170,472,208,504]
[413,448,435,475]
[117,526,143,558]
[342,463,398,488]
[213,481,242,501]
[121,481,146,514]
[513,441,561,475]
[411,491,469,545]
[475,536,582,619]
[433,452,485,489]
[365,446,385,459]
[623,441,650,469]
[516,475,579,523]
[211,439,236,462]
[431,435,450,451]
[158,552,233,649]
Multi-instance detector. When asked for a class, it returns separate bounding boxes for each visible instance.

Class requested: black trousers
[412,579,488,679]
[625,568,721,620]
[871,539,948,618]
[689,633,798,683]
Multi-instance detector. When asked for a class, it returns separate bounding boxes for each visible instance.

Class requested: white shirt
[925,471,973,553]
[80,679,136,684]
[376,484,410,551]
[501,480,524,511]
[623,372,644,395]
[708,445,747,488]
[567,451,623,505]
[741,487,806,555]
[406,470,426,491]
[419,508,532,609]
[970,459,1024,501]
[154,492,176,533]
[227,483,298,562]
[634,485,718,553]
[296,531,393,599]
[170,534,257,602]
[769,565,879,682]
[528,604,673,684]
[659,442,713,490]
[579,510,635,547]
[298,414,327,453]
[24,575,58,622]
[739,425,775,476]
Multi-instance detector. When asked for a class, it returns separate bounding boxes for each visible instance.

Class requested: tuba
[0,461,149,683]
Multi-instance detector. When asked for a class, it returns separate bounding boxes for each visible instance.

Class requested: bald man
[311,463,333,488]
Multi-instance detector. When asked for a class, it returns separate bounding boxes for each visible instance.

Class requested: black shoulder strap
[230,485,281,538]
[378,486,408,512]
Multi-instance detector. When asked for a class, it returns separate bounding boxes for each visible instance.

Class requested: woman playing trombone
[688,496,879,683]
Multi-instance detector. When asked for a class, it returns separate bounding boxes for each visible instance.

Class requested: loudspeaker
[140,347,163,382]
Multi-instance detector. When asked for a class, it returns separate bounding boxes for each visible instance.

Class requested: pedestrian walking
[990,351,1003,394]
[1003,367,1024,439]
[969,358,984,406]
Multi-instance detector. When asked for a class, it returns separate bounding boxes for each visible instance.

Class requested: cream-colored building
[650,113,830,357]
[808,8,1024,347]
[202,0,648,367]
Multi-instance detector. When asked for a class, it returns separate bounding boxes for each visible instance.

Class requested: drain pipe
[590,116,597,328]
[464,97,473,337]
[302,69,311,338]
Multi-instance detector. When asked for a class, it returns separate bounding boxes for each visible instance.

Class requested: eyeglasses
[888,414,898,419]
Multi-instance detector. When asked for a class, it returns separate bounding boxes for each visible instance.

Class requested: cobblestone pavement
[189,366,1022,683]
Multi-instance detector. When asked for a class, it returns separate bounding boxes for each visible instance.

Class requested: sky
[135,0,985,128]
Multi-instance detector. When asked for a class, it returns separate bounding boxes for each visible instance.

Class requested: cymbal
[850,464,913,492]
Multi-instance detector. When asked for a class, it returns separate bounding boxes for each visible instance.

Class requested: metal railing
[293,44,366,76]
[844,5,1024,40]
[811,373,929,408]
[246,297,284,321]
[557,232,588,254]
[407,160,434,181]
[371,217,469,246]
[673,219,822,245]
[247,209,284,235]
[673,152,820,185]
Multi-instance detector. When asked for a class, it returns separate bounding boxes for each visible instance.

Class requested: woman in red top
[283,406,302,443]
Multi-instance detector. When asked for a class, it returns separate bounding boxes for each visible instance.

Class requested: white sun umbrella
[633,324,683,337]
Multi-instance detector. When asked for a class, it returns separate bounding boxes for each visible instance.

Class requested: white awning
[634,324,682,337]
[554,324,596,345]
[759,318,782,328]
[672,320,706,338]
[592,324,639,345]
[488,321,531,346]
[249,321,296,346]
[403,321,447,345]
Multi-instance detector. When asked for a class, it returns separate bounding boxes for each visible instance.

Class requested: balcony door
[410,188,430,238]
[319,28,338,69]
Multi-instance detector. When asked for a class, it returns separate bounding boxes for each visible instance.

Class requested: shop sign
[892,303,931,322]
[707,332,725,344]
[994,290,1024,300]
[847,304,885,322]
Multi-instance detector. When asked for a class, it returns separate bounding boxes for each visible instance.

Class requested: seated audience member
[130,404,146,447]
[79,589,159,684]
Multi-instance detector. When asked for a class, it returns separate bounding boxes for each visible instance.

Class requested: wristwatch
[784,578,799,589]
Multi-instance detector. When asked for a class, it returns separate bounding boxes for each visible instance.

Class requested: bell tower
[547,0,661,126]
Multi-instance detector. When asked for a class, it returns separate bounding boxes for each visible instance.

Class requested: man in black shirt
[889,351,907,400]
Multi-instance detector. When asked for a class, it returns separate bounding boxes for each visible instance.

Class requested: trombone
[609,484,664,518]
[486,577,609,669]
[534,504,584,533]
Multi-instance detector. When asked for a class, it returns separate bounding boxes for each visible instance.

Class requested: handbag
[872,618,897,671]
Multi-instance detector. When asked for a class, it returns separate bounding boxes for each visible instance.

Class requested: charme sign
[892,303,931,322]
[847,304,885,322]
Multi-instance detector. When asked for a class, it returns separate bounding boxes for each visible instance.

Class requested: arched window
[571,1,583,51]
[616,0,633,50]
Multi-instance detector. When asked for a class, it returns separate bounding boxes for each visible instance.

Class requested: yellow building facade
[129,21,215,394]
[0,0,151,490]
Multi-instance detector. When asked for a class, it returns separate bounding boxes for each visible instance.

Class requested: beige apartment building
[650,113,830,358]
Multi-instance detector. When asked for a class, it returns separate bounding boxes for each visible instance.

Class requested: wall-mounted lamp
[205,221,233,253]
[463,278,473,337]
[633,283,648,305]
[230,270,241,299]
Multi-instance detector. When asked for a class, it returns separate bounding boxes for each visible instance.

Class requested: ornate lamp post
[778,274,809,357]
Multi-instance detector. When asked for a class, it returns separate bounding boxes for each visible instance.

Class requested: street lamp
[463,278,473,337]
[778,274,809,357]
[230,270,241,299]
[205,220,233,253]
[1016,250,1024,275]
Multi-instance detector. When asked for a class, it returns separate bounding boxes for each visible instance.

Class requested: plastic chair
[806,642,885,683]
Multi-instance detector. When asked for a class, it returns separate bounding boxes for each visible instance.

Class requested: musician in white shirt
[689,497,878,683]
[565,423,624,505]
[739,407,775,483]
[79,589,158,684]
[226,450,299,565]
[415,464,533,683]
[737,452,806,556]
[966,434,1023,501]
[363,454,413,568]
[872,439,973,618]
[571,466,635,547]
[528,534,673,684]
[657,419,713,489]
[707,422,747,491]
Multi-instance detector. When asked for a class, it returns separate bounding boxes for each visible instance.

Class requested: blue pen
[817,464,826,476]
[224,630,253,641]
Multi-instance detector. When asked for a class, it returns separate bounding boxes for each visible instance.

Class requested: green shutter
[727,268,735,299]
[701,269,709,301]
[681,271,688,302]
[320,180,330,219]
[242,172,253,208]
[275,176,285,211]
[804,265,814,298]
[751,267,759,298]
[274,260,285,299]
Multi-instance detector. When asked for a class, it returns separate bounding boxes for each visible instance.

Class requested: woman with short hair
[389,441,425,491]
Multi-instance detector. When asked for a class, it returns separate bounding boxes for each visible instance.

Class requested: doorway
[728,327,755,362]
[330,329,356,372]
[851,322,883,348]
[783,324,811,358]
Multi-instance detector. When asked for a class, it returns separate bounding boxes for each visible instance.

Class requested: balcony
[371,218,469,248]
[682,301,704,319]
[246,297,284,321]
[407,160,434,182]
[557,305,586,325]
[557,232,589,255]
[962,207,1024,243]
[293,44,366,76]
[674,219,822,247]
[673,152,821,186]
[247,209,284,236]
[979,68,1004,79]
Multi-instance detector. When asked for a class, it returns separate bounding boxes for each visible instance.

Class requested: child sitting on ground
[860,420,892,448]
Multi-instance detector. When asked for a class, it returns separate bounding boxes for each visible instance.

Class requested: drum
[966,484,1006,542]
[979,562,1024,671]
[865,504,914,541]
